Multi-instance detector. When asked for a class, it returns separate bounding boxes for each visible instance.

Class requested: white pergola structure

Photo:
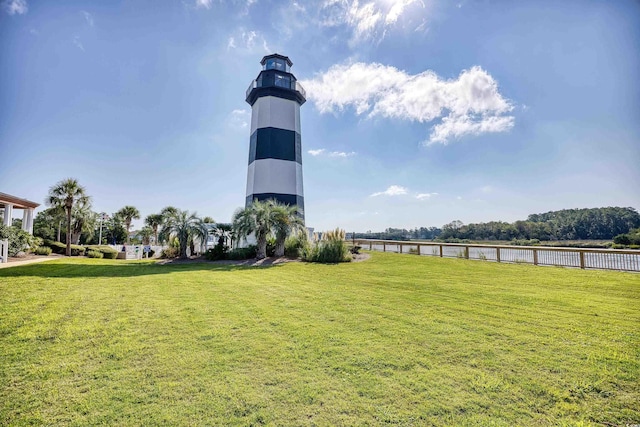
[1,192,40,263]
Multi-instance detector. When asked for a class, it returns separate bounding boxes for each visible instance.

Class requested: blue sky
[1,0,639,232]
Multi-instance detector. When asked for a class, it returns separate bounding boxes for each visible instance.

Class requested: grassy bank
[1,253,638,425]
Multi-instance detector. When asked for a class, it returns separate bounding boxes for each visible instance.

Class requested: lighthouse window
[266,58,288,71]
[274,73,291,89]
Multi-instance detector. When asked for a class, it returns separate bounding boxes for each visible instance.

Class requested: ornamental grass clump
[34,246,52,256]
[303,228,351,263]
[86,249,104,259]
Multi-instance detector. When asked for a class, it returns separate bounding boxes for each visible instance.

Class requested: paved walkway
[0,255,62,269]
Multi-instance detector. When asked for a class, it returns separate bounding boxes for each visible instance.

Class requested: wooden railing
[352,239,640,272]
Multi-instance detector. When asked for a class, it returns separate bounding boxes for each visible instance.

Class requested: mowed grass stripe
[0,252,638,426]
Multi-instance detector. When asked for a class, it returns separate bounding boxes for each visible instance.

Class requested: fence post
[579,251,585,269]
[439,245,443,257]
[369,242,372,250]
[496,247,501,263]
[465,246,469,259]
[383,242,386,252]
[533,249,538,266]
[399,244,402,254]
[416,244,421,255]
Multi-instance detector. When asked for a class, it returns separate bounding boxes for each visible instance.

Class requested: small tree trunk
[275,239,285,257]
[256,235,267,259]
[180,237,188,258]
[57,220,61,242]
[66,208,72,256]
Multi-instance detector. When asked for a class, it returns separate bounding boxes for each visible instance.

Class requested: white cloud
[73,36,84,51]
[228,109,250,128]
[226,29,270,53]
[195,0,212,9]
[415,192,438,200]
[428,114,514,145]
[320,0,421,44]
[329,151,356,157]
[302,62,514,145]
[308,149,325,156]
[370,185,408,197]
[385,0,415,24]
[308,149,356,157]
[480,185,493,193]
[2,0,27,15]
[82,11,94,27]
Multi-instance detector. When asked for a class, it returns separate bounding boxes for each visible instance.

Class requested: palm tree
[138,226,154,245]
[47,178,89,256]
[270,201,305,257]
[70,197,97,244]
[160,206,179,221]
[144,214,163,245]
[116,206,140,244]
[232,200,276,259]
[159,209,207,258]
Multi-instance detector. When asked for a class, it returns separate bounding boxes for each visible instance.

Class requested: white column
[22,209,29,232]
[3,204,13,227]
[28,209,35,234]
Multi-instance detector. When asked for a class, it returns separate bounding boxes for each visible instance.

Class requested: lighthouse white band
[250,96,301,134]
[246,159,304,196]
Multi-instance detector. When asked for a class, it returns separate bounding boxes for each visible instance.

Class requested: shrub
[227,245,257,260]
[0,225,42,256]
[87,245,119,259]
[284,231,310,258]
[44,240,85,256]
[613,229,640,246]
[204,238,229,261]
[161,246,179,259]
[86,249,104,259]
[303,229,351,263]
[266,237,276,257]
[34,246,52,256]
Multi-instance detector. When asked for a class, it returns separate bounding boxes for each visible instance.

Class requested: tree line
[29,178,306,259]
[354,207,640,242]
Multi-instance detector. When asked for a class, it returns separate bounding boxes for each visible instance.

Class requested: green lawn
[1,253,638,426]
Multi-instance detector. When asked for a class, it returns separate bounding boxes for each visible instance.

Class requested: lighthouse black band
[248,127,302,164]
[246,194,305,211]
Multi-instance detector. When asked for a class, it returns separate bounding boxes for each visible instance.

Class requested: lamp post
[98,213,109,245]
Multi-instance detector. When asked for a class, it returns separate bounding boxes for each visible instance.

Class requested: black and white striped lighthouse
[245,54,306,221]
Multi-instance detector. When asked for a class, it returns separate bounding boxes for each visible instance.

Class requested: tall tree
[116,206,140,244]
[47,178,89,256]
[138,226,154,245]
[232,200,276,259]
[270,201,305,257]
[144,214,163,245]
[70,198,97,244]
[159,209,207,258]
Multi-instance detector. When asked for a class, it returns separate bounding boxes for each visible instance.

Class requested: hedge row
[43,241,118,259]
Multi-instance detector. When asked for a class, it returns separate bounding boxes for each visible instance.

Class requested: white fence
[109,245,165,260]
[353,239,640,272]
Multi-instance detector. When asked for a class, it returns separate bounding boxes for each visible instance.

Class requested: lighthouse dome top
[261,54,293,72]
